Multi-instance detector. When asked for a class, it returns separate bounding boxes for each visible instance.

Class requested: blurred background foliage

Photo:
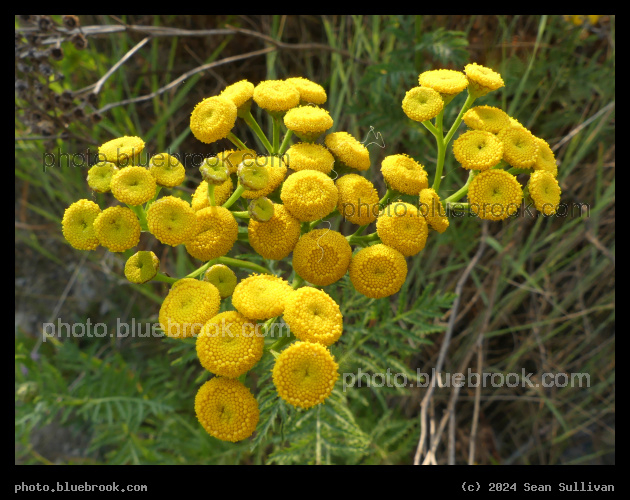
[15,15,614,465]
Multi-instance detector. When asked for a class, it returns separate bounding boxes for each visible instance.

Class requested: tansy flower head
[190,96,237,144]
[248,203,301,260]
[146,196,197,246]
[467,170,523,221]
[238,158,270,191]
[159,278,221,338]
[253,80,300,114]
[149,153,186,187]
[203,264,238,299]
[528,171,561,216]
[376,202,428,257]
[61,199,101,250]
[218,149,257,174]
[87,161,118,193]
[124,251,159,284]
[533,137,558,177]
[110,166,157,206]
[418,69,468,105]
[280,170,338,222]
[349,244,408,299]
[335,174,379,226]
[98,136,145,166]
[292,229,352,287]
[185,206,238,261]
[197,311,264,378]
[283,106,333,142]
[191,179,234,211]
[463,105,511,134]
[241,156,288,199]
[283,288,343,346]
[200,156,229,186]
[272,341,338,409]
[248,197,275,223]
[419,188,450,233]
[499,125,540,169]
[453,130,504,171]
[402,86,444,123]
[93,206,141,252]
[380,154,429,195]
[195,377,259,442]
[285,142,334,174]
[220,79,254,116]
[231,274,293,320]
[464,62,505,98]
[285,77,327,105]
[324,131,371,171]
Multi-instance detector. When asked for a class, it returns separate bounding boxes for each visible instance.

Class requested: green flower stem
[507,167,532,176]
[153,272,177,284]
[227,132,249,151]
[186,259,218,280]
[300,221,311,235]
[447,202,470,210]
[443,91,476,146]
[347,232,380,245]
[444,170,476,204]
[308,208,339,230]
[128,204,148,231]
[268,331,295,353]
[272,116,281,154]
[349,224,369,238]
[279,129,294,155]
[217,256,271,275]
[222,183,246,209]
[492,159,509,170]
[421,120,440,140]
[243,111,273,154]
[231,211,250,219]
[379,188,395,208]
[206,183,215,206]
[291,274,304,289]
[432,110,447,192]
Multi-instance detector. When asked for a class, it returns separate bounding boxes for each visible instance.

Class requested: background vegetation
[15,15,615,465]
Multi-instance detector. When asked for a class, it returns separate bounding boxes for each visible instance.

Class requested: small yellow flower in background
[418,69,468,105]
[61,199,101,250]
[195,377,259,442]
[463,105,511,134]
[285,142,335,174]
[349,244,408,299]
[248,203,301,260]
[335,174,380,225]
[185,206,238,261]
[87,161,118,193]
[241,156,287,199]
[528,171,561,216]
[203,264,238,299]
[292,229,352,287]
[324,131,371,171]
[218,148,257,174]
[93,206,141,252]
[196,311,264,378]
[380,154,429,195]
[283,287,343,346]
[220,79,254,116]
[191,179,234,211]
[453,130,504,171]
[467,170,523,221]
[149,153,186,188]
[272,341,339,409]
[190,96,237,144]
[280,170,338,222]
[284,106,333,141]
[499,125,540,169]
[253,80,300,114]
[146,196,197,246]
[98,136,145,166]
[110,166,157,206]
[464,62,505,98]
[533,138,558,177]
[231,274,293,320]
[419,188,450,233]
[124,251,160,284]
[376,202,429,257]
[158,278,221,339]
[401,86,444,123]
[285,77,327,105]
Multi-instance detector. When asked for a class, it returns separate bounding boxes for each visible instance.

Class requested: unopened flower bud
[248,197,274,222]
[238,158,270,191]
[200,157,229,185]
